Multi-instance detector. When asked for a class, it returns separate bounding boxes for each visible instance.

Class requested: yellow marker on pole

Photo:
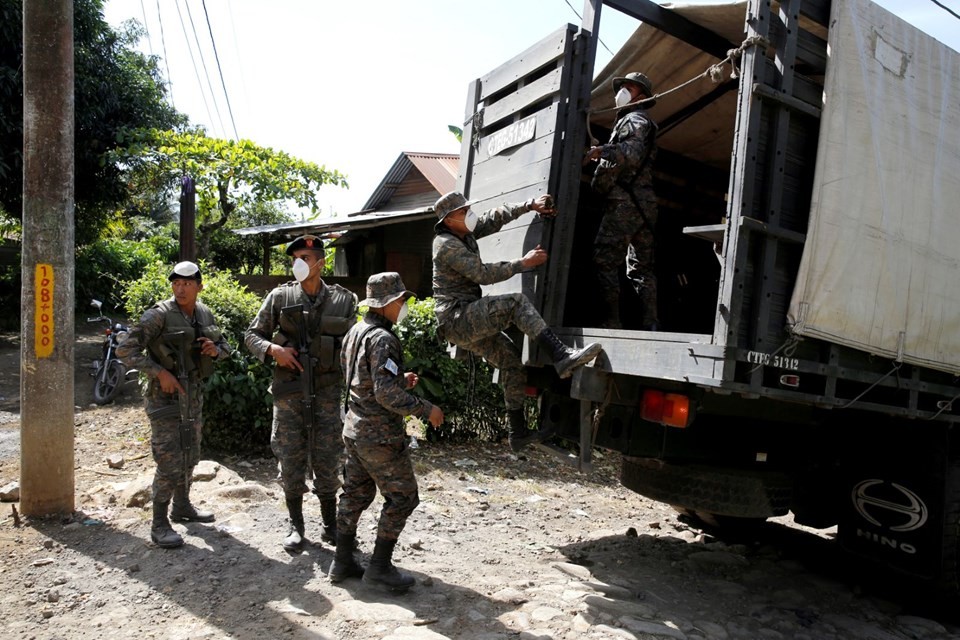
[35,264,54,358]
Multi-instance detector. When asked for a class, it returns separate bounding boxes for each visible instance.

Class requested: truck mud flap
[620,457,791,519]
[837,430,952,585]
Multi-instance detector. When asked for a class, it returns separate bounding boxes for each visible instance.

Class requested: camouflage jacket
[431,201,532,324]
[592,105,658,201]
[244,280,358,395]
[117,297,232,400]
[340,312,434,444]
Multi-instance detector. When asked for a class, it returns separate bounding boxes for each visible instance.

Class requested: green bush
[76,237,162,313]
[394,298,507,442]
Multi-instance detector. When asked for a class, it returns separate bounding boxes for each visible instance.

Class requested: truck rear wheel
[621,456,791,519]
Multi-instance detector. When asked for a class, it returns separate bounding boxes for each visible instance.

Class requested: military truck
[452,0,960,601]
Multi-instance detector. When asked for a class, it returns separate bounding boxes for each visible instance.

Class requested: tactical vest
[271,282,356,393]
[146,299,221,379]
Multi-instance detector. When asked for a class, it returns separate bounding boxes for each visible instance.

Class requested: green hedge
[120,267,511,453]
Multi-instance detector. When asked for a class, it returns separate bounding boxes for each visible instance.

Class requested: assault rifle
[281,305,316,466]
[163,330,196,488]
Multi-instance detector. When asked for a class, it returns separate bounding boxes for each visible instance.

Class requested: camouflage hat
[434,191,476,221]
[613,71,655,102]
[168,261,202,282]
[360,272,414,308]
[285,234,324,256]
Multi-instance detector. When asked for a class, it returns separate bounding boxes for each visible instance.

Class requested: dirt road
[1,323,959,640]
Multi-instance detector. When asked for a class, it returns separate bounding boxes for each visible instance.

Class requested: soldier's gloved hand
[157,368,186,395]
[269,344,304,371]
[428,405,444,427]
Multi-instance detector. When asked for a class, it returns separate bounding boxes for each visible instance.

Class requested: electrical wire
[139,0,153,55]
[202,0,239,140]
[174,0,219,134]
[184,0,227,137]
[929,0,960,21]
[562,0,615,56]
[156,0,174,107]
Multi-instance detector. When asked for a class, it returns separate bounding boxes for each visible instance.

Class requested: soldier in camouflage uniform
[244,235,358,554]
[328,272,444,592]
[585,71,659,330]
[431,191,602,452]
[117,261,232,549]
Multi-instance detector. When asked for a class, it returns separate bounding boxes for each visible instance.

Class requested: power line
[184,0,227,137]
[138,0,153,55]
[174,0,219,134]
[201,0,239,140]
[929,0,960,21]
[562,0,615,56]
[156,0,174,107]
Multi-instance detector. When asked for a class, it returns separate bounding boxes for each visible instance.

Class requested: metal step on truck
[451,0,960,603]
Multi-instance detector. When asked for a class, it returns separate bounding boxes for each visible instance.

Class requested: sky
[102,0,960,220]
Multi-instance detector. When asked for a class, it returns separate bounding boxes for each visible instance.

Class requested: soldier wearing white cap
[117,260,232,549]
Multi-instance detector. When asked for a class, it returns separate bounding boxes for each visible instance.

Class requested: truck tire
[621,456,792,519]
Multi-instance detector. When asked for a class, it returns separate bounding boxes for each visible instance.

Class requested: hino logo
[852,479,928,532]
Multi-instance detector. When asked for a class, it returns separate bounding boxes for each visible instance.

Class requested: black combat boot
[170,483,215,523]
[537,328,603,379]
[362,537,415,593]
[283,495,306,554]
[151,500,184,549]
[328,533,365,583]
[506,408,556,453]
[318,497,337,545]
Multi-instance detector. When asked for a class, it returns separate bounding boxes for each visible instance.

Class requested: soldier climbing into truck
[431,190,603,453]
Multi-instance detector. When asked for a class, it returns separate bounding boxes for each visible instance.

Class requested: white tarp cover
[787,0,960,375]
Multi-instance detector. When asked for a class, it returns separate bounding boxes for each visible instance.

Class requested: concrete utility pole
[20,0,75,516]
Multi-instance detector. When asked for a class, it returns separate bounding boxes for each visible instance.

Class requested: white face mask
[396,301,409,324]
[615,87,633,108]
[464,209,478,232]
[292,258,311,282]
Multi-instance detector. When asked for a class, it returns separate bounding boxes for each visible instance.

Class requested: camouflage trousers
[336,437,419,541]
[271,384,345,500]
[594,196,659,326]
[441,293,548,411]
[145,393,202,504]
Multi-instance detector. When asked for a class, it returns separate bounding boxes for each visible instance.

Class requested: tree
[209,201,293,275]
[115,128,348,258]
[0,0,185,244]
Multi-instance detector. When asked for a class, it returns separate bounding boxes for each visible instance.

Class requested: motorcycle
[87,299,131,404]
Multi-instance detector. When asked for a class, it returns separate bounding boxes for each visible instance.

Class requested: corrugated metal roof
[360,152,458,211]
[233,207,436,242]
[234,151,458,245]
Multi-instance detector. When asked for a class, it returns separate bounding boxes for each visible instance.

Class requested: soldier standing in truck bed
[244,235,358,554]
[431,190,602,452]
[584,71,659,330]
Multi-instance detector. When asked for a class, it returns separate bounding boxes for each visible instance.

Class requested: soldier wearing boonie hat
[244,231,358,554]
[330,272,443,592]
[116,259,232,549]
[431,189,602,454]
[583,69,660,331]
